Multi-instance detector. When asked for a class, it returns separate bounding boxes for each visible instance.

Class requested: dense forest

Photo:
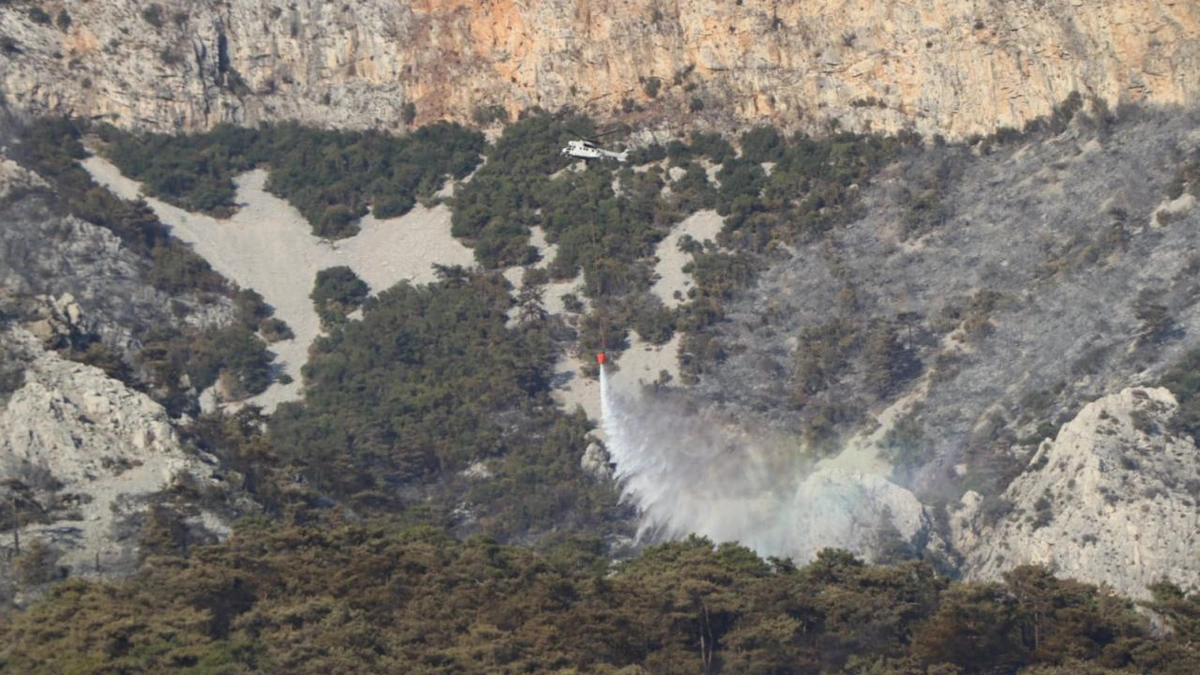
[7,103,1200,673]
[270,267,623,541]
[98,121,485,238]
[2,520,1198,673]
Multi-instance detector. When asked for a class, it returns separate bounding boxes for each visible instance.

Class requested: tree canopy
[2,522,1195,674]
[99,121,485,238]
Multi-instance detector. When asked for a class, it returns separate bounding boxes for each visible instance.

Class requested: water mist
[599,366,931,562]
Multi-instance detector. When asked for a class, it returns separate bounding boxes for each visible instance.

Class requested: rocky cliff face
[0,149,228,358]
[787,468,946,566]
[954,387,1200,600]
[1,0,1197,137]
[0,128,241,595]
[0,328,228,584]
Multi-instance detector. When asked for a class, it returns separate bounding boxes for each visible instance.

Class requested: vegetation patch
[17,118,279,414]
[1159,347,1200,444]
[310,265,368,328]
[269,268,620,541]
[2,524,1197,674]
[98,121,485,238]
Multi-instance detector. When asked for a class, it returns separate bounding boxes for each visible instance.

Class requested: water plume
[599,366,930,562]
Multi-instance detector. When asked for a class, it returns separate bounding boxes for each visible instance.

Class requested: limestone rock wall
[0,329,227,579]
[789,468,945,565]
[1,0,1197,137]
[954,387,1200,600]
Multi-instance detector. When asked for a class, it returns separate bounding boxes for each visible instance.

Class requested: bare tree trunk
[700,604,714,674]
[11,493,18,557]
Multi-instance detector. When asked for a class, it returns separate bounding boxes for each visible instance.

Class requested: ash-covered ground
[692,107,1200,501]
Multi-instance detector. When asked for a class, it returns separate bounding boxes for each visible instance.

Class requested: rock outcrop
[0,148,229,358]
[788,468,945,565]
[1,1,1197,137]
[581,441,613,481]
[0,139,240,592]
[954,387,1200,600]
[0,155,48,201]
[0,329,228,579]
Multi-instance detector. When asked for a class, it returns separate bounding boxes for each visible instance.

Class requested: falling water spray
[599,365,924,562]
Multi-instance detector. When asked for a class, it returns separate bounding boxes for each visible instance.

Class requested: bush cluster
[99,121,485,238]
[2,525,1197,674]
[18,118,279,413]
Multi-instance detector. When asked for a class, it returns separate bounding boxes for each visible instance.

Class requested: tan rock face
[1,1,1197,137]
[954,387,1200,600]
[0,329,226,577]
[0,157,49,201]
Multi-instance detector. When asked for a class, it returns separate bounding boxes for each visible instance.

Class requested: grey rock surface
[1,329,227,580]
[954,387,1200,600]
[0,155,229,358]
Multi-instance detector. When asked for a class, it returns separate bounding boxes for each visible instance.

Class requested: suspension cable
[585,167,608,360]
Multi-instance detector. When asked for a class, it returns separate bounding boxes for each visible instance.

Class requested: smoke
[599,367,928,562]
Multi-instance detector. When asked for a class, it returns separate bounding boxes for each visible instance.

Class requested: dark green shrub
[642,76,661,98]
[260,318,294,343]
[28,7,51,24]
[312,266,368,313]
[739,126,785,163]
[141,4,164,28]
[372,194,416,219]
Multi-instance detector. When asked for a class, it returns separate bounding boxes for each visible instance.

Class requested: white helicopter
[561,126,630,162]
[561,139,628,162]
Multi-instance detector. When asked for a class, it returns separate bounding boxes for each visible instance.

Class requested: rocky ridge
[0,150,229,359]
[0,127,242,596]
[0,328,228,583]
[0,154,47,201]
[954,387,1200,600]
[1,0,1198,137]
[787,467,945,566]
